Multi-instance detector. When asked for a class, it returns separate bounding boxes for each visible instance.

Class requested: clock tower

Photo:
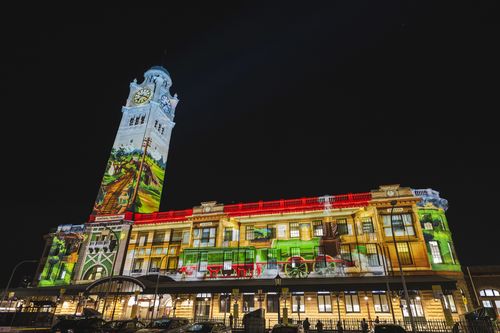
[93,66,179,215]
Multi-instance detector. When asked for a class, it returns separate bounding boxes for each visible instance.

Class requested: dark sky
[1,2,499,287]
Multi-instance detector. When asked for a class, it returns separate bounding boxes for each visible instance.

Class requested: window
[129,117,134,126]
[366,244,380,267]
[337,219,349,235]
[267,248,279,269]
[318,292,332,313]
[193,227,216,247]
[170,229,183,243]
[140,115,145,124]
[383,214,415,237]
[361,217,375,234]
[479,289,500,297]
[132,259,143,273]
[246,226,255,241]
[482,300,493,308]
[182,231,190,244]
[154,120,158,128]
[443,294,457,313]
[84,265,104,280]
[149,257,161,272]
[57,264,66,280]
[373,292,390,313]
[340,244,352,262]
[447,242,456,264]
[313,220,324,237]
[223,251,232,271]
[224,228,233,242]
[396,242,413,265]
[134,117,140,125]
[243,294,255,313]
[290,223,300,238]
[138,232,148,246]
[153,231,166,244]
[401,297,424,318]
[344,292,360,313]
[429,241,443,264]
[219,294,231,313]
[292,292,305,313]
[267,293,279,313]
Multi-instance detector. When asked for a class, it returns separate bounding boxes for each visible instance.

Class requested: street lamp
[1,260,38,309]
[389,200,416,333]
[373,243,396,323]
[152,255,169,319]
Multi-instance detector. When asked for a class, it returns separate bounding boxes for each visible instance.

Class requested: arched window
[83,265,107,281]
[479,289,500,297]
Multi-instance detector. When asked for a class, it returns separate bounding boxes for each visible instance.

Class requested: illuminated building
[7,66,470,325]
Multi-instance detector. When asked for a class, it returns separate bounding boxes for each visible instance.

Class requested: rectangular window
[170,229,183,242]
[447,242,456,264]
[219,294,231,313]
[340,244,352,262]
[383,214,415,237]
[373,292,390,313]
[290,223,300,238]
[223,251,232,271]
[193,227,216,247]
[366,244,380,267]
[318,292,332,313]
[429,241,443,264]
[344,292,360,313]
[224,228,233,242]
[337,219,349,235]
[246,226,255,241]
[397,242,413,265]
[149,257,161,272]
[138,232,148,246]
[313,220,324,237]
[482,300,493,308]
[132,258,144,273]
[182,231,190,244]
[401,298,424,318]
[362,217,375,234]
[243,294,255,313]
[292,292,305,313]
[153,231,165,244]
[267,293,279,313]
[267,248,279,269]
[443,294,457,313]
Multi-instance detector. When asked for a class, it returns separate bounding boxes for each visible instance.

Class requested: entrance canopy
[86,276,145,295]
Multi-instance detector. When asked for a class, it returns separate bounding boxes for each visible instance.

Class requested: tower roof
[148,66,170,77]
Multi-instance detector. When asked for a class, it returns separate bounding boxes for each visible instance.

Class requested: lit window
[246,226,255,241]
[290,223,300,238]
[243,294,255,313]
[292,292,305,313]
[401,297,424,318]
[362,217,375,234]
[337,219,349,235]
[480,289,500,297]
[313,220,324,237]
[373,291,390,313]
[317,292,332,313]
[429,241,443,264]
[344,291,360,313]
[396,242,413,265]
[383,214,415,237]
[447,242,456,264]
[482,300,493,308]
[443,294,457,313]
[366,244,380,267]
[267,293,279,313]
[340,244,352,263]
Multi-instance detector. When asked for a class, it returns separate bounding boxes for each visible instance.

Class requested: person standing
[303,318,311,333]
[316,320,324,333]
[361,318,369,333]
[375,316,380,324]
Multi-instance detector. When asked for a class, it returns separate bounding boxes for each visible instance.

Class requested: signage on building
[94,214,126,222]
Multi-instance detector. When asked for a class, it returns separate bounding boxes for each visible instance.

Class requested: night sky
[1,2,499,287]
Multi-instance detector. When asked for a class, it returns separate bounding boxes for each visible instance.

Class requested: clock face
[160,94,171,112]
[133,88,152,104]
[386,190,396,197]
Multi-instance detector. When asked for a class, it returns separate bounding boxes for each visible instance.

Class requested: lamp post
[152,255,169,319]
[373,243,396,323]
[1,260,38,310]
[389,200,416,333]
[101,225,120,320]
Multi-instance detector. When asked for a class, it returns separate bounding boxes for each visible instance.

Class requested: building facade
[4,66,472,326]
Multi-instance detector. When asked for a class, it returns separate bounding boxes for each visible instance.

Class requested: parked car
[136,318,190,333]
[104,319,147,333]
[181,322,231,333]
[52,317,108,333]
[373,324,407,333]
[270,324,304,333]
